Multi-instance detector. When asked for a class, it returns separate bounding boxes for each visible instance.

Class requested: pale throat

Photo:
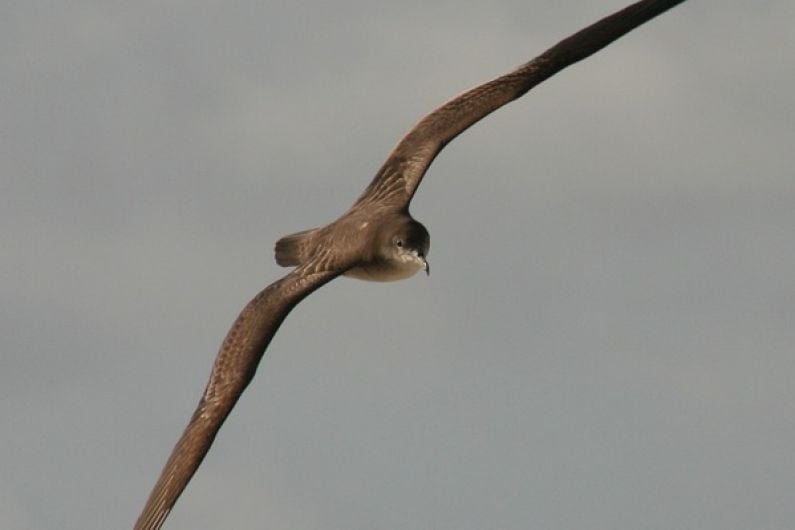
[344,252,425,282]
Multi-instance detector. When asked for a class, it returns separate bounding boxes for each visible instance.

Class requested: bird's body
[275,210,429,281]
[339,213,430,282]
[134,1,688,528]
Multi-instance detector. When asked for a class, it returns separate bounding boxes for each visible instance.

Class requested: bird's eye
[395,238,404,247]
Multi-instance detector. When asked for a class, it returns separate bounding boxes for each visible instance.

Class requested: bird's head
[379,217,430,276]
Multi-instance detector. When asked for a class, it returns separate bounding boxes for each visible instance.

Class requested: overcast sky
[2,1,794,529]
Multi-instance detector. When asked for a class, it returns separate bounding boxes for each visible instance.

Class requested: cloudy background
[2,1,793,529]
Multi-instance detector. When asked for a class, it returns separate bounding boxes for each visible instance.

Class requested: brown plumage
[134,1,688,528]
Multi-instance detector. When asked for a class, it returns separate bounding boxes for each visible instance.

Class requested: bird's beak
[423,258,430,276]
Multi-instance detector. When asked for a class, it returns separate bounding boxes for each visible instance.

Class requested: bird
[134,1,687,528]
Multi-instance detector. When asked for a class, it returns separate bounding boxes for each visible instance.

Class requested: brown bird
[134,1,688,528]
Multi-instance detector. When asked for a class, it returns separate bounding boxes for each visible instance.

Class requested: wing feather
[134,2,689,527]
[134,267,340,530]
[354,0,687,210]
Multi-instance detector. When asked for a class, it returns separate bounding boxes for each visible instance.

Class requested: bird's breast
[344,259,423,282]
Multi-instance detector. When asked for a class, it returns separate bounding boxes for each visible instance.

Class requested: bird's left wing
[134,266,340,530]
[353,0,687,211]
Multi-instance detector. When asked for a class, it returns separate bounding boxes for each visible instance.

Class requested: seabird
[134,1,688,528]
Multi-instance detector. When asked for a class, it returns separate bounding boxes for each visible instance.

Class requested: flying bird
[134,1,687,528]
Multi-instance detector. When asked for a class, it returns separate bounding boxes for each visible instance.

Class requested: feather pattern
[134,267,339,530]
[134,1,687,528]
[354,0,686,211]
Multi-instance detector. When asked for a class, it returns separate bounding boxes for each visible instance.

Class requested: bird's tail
[274,227,318,267]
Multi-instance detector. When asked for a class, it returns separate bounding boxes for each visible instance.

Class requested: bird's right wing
[134,266,340,530]
[353,0,687,211]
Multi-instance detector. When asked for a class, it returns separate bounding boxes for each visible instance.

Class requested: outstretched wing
[353,0,686,211]
[134,266,340,530]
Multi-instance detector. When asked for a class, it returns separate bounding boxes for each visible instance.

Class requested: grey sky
[2,1,794,529]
